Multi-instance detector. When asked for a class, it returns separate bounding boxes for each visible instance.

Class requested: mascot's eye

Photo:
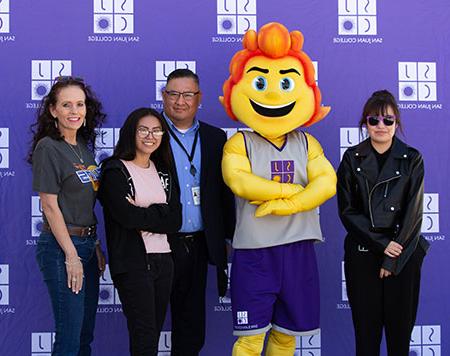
[252,76,267,91]
[280,77,295,92]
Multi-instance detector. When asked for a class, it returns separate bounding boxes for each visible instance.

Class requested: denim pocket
[71,236,96,265]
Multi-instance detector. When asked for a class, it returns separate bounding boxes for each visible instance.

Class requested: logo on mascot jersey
[31,60,72,101]
[236,311,248,325]
[95,127,120,163]
[338,0,377,35]
[271,160,294,183]
[398,62,437,102]
[409,325,441,356]
[0,0,10,33]
[217,0,257,35]
[295,332,321,356]
[93,0,134,34]
[0,264,9,305]
[31,332,55,354]
[422,193,439,234]
[155,61,196,101]
[0,128,9,169]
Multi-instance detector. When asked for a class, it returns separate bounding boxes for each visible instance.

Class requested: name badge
[192,186,201,205]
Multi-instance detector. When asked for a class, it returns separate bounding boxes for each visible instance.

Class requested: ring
[72,278,77,282]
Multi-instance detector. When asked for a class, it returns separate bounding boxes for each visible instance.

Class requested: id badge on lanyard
[192,186,201,205]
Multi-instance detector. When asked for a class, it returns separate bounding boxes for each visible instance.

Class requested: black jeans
[114,253,174,356]
[344,238,425,356]
[168,232,208,356]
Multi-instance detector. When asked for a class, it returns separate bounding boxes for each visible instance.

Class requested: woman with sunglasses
[98,108,181,356]
[337,90,430,356]
[29,77,107,355]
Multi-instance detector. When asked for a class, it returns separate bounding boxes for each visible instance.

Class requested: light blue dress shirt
[163,113,204,233]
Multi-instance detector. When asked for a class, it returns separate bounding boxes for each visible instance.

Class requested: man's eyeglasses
[54,76,85,84]
[164,90,200,101]
[366,115,396,127]
[137,127,165,138]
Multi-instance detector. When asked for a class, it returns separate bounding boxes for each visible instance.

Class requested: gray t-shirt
[32,136,99,227]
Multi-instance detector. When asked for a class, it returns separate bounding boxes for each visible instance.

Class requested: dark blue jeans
[36,232,99,356]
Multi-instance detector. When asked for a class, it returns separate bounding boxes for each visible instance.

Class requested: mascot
[220,23,337,355]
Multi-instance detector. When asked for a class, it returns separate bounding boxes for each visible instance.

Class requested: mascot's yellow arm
[222,132,337,217]
[222,132,303,201]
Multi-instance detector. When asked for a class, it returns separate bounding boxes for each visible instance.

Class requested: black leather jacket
[337,137,429,275]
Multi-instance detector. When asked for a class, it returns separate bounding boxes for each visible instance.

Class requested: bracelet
[65,257,81,266]
[95,239,101,247]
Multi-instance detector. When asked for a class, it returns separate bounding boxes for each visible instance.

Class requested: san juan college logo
[155,61,196,101]
[338,0,377,35]
[95,127,120,163]
[31,60,72,101]
[31,332,55,355]
[410,325,441,356]
[0,0,10,33]
[0,128,9,169]
[93,0,134,34]
[217,0,256,35]
[0,264,9,305]
[398,62,437,102]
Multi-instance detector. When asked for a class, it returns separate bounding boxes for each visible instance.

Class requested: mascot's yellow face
[230,55,315,139]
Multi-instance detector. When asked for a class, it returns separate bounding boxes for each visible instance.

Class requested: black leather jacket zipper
[366,175,401,228]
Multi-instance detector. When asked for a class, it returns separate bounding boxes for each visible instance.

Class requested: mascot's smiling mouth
[249,99,296,117]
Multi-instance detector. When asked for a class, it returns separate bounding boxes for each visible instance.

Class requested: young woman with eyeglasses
[98,108,181,356]
[29,76,107,356]
[337,90,430,356]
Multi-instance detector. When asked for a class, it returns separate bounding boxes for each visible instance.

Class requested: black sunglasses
[366,115,396,127]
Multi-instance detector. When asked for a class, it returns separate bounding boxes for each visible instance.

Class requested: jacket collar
[354,136,409,184]
[355,136,408,159]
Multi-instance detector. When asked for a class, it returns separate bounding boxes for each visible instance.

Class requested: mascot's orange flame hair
[222,22,328,127]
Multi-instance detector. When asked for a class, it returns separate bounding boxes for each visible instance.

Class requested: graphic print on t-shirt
[73,163,100,191]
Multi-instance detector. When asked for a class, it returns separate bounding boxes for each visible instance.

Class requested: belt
[174,231,203,241]
[42,222,97,238]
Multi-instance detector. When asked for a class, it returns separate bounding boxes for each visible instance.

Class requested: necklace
[64,140,84,164]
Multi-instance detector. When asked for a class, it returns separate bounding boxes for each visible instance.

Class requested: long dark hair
[358,89,404,135]
[27,78,106,163]
[108,108,172,168]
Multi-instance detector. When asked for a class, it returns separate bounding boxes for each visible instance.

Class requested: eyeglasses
[54,76,85,84]
[137,127,165,138]
[164,90,200,101]
[366,115,396,127]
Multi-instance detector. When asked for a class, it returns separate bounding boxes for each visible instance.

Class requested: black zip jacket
[98,158,182,277]
[337,137,430,275]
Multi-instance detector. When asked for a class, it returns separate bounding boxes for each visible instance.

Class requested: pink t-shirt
[122,160,171,253]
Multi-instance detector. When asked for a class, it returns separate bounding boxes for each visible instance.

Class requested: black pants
[344,238,425,356]
[114,253,174,356]
[168,232,208,356]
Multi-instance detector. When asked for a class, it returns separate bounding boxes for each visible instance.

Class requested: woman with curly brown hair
[29,76,106,356]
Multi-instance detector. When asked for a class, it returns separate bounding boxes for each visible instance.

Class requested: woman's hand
[379,268,392,279]
[384,241,403,258]
[96,244,106,277]
[65,255,84,294]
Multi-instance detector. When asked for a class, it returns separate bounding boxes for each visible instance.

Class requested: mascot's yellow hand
[250,200,264,206]
[254,198,298,217]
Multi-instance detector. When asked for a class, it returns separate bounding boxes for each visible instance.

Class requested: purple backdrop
[0,1,449,355]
